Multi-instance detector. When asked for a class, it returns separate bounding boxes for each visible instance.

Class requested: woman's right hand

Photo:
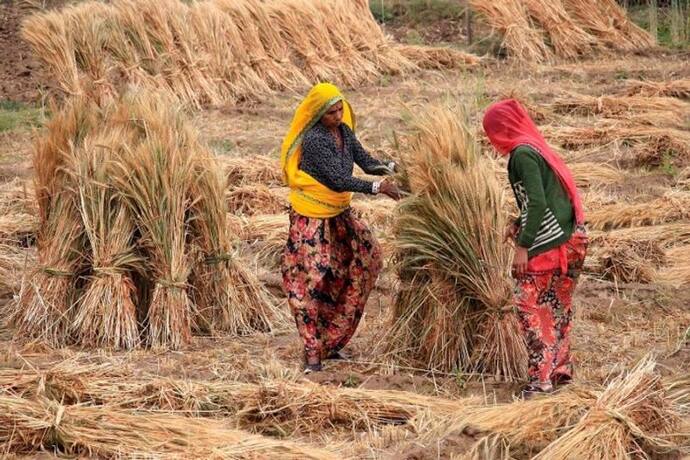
[379,179,402,200]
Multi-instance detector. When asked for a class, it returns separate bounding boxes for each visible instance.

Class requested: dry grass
[620,79,690,99]
[222,155,282,187]
[594,238,667,284]
[4,93,279,349]
[656,246,690,287]
[542,124,690,165]
[0,360,477,436]
[548,93,689,127]
[189,149,281,336]
[568,162,627,187]
[226,185,287,216]
[0,213,37,244]
[470,0,653,62]
[240,213,289,268]
[522,0,596,59]
[586,192,690,230]
[21,0,476,108]
[591,223,690,249]
[563,0,655,50]
[396,45,481,70]
[534,359,682,459]
[440,359,685,458]
[0,244,34,299]
[386,106,527,379]
[0,394,335,459]
[0,178,37,216]
[469,0,552,63]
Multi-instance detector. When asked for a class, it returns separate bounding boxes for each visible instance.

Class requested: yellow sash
[281,83,356,218]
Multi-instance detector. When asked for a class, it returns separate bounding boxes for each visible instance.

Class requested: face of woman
[321,101,344,129]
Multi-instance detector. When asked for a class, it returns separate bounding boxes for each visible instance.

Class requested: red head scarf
[483,99,585,225]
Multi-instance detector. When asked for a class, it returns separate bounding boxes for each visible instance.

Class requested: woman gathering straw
[280,83,401,373]
[281,84,587,397]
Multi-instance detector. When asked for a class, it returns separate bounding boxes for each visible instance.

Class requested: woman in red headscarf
[483,99,588,398]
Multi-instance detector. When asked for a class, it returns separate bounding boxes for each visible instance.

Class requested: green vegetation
[0,100,44,132]
[209,138,236,155]
[628,2,690,49]
[369,0,465,24]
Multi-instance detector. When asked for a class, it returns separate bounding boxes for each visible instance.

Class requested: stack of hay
[6,93,279,349]
[445,359,685,459]
[22,0,480,109]
[470,0,655,62]
[595,238,667,284]
[385,107,528,380]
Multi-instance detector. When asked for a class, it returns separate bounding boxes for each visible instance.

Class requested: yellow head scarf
[281,83,356,218]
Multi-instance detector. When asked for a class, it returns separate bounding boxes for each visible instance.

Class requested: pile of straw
[443,359,685,459]
[5,93,279,349]
[563,0,655,50]
[522,0,596,59]
[620,78,690,99]
[568,162,627,188]
[0,178,37,216]
[657,246,690,287]
[470,0,654,62]
[0,395,334,459]
[595,238,667,284]
[240,214,289,268]
[396,45,481,70]
[541,124,690,164]
[222,155,282,186]
[587,192,690,230]
[226,185,287,216]
[534,359,682,459]
[0,360,475,436]
[469,0,552,63]
[0,244,34,299]
[385,107,527,379]
[22,0,478,108]
[548,93,689,127]
[593,222,690,249]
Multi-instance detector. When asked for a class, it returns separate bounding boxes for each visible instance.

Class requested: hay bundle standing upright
[483,99,588,398]
[7,94,277,349]
[386,107,528,380]
[280,83,401,372]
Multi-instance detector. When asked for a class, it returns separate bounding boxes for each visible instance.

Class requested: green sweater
[508,146,575,257]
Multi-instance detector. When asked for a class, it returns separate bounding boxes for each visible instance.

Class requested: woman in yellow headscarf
[281,83,400,372]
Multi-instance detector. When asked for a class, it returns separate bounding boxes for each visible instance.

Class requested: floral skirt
[514,227,588,387]
[281,209,382,361]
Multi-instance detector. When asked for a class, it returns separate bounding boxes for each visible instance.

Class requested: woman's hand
[379,179,402,200]
[512,246,529,277]
[504,222,519,244]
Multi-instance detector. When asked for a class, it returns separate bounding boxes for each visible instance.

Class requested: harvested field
[0,0,688,459]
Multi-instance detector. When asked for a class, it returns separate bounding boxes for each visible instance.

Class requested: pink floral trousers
[281,209,382,362]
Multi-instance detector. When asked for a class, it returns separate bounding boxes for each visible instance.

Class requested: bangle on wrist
[372,180,382,194]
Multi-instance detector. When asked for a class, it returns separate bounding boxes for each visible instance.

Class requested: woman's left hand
[380,179,402,200]
[512,246,529,277]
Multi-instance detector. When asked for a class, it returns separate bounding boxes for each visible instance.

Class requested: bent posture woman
[483,99,588,398]
[281,83,400,373]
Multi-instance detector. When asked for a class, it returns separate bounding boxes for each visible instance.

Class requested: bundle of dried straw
[22,0,477,108]
[6,93,279,349]
[621,78,690,99]
[469,0,654,62]
[0,359,475,435]
[443,359,685,459]
[0,394,335,459]
[385,106,527,380]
